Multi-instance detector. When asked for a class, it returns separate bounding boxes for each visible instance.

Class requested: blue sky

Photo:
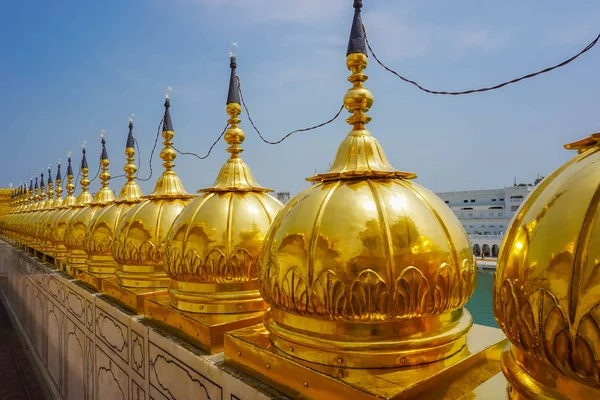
[1,0,599,196]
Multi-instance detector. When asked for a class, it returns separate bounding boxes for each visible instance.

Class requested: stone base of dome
[263,308,473,368]
[501,345,600,400]
[86,256,117,274]
[225,322,507,400]
[101,277,166,314]
[168,279,268,314]
[144,294,264,354]
[77,269,114,292]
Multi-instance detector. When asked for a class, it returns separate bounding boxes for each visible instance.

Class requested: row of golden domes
[1,1,599,397]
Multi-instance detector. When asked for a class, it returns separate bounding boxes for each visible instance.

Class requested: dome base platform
[144,294,264,354]
[101,277,166,314]
[77,269,115,292]
[225,323,508,400]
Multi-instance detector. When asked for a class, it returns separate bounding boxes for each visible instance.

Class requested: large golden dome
[85,122,143,274]
[258,11,474,369]
[165,59,283,313]
[113,99,193,288]
[494,133,600,399]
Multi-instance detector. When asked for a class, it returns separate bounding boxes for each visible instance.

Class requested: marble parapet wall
[0,240,286,400]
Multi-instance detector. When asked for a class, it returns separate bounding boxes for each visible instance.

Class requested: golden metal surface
[144,295,264,353]
[494,139,600,399]
[63,157,93,276]
[225,323,507,400]
[39,168,63,257]
[257,51,474,369]
[50,160,77,268]
[85,133,143,276]
[101,277,167,314]
[66,149,114,277]
[164,95,282,314]
[112,100,193,290]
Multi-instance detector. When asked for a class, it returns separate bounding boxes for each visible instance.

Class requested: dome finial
[204,47,270,193]
[55,161,63,201]
[94,131,114,204]
[115,114,143,202]
[347,0,366,56]
[77,143,92,204]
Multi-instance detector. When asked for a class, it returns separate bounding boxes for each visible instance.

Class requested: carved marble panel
[96,308,129,364]
[149,343,222,400]
[132,380,146,400]
[86,337,94,400]
[65,287,85,325]
[65,318,86,400]
[33,288,47,365]
[48,275,62,301]
[47,301,63,394]
[96,346,128,400]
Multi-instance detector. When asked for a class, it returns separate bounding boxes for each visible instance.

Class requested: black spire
[48,167,53,185]
[163,98,174,132]
[226,56,240,105]
[126,119,135,148]
[346,0,367,56]
[101,138,108,161]
[40,172,45,188]
[34,176,38,190]
[56,163,62,182]
[81,147,88,170]
[67,156,73,177]
[29,179,33,192]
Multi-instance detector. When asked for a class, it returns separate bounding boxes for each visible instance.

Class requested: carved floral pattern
[495,279,600,385]
[113,238,163,266]
[164,245,257,283]
[84,233,113,256]
[261,256,474,320]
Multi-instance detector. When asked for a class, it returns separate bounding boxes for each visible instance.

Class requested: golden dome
[258,12,474,369]
[113,99,193,288]
[51,155,84,264]
[66,140,115,272]
[39,165,64,255]
[64,148,94,272]
[37,166,59,255]
[165,59,283,313]
[85,122,143,274]
[494,133,600,399]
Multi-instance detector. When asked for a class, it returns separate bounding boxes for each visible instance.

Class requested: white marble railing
[0,241,286,400]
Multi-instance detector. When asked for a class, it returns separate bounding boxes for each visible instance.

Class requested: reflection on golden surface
[494,139,600,399]
[112,99,193,290]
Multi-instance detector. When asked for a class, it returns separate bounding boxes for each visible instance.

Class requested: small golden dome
[64,148,95,271]
[113,99,193,288]
[85,124,143,274]
[49,157,77,261]
[494,133,600,398]
[259,9,474,369]
[165,61,283,313]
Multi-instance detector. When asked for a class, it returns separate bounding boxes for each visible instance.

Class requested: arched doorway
[472,243,481,256]
[492,244,499,257]
[482,244,491,257]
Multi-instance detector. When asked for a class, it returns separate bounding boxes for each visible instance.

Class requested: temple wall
[0,240,286,400]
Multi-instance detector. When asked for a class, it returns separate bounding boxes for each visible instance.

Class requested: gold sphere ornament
[165,54,283,313]
[494,133,600,399]
[112,97,193,288]
[84,118,143,275]
[258,6,475,369]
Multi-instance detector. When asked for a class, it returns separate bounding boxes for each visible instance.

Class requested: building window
[498,212,503,217]
[469,225,473,228]
[511,206,519,211]
[481,225,485,228]
[499,224,504,228]
[480,212,485,217]
[470,199,475,203]
[489,212,494,217]
[444,200,449,204]
[460,213,465,218]
[468,213,473,218]
[510,195,524,200]
[500,198,504,201]
[492,199,496,201]
[490,224,495,228]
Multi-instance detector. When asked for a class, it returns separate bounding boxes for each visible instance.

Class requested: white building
[275,191,291,204]
[435,186,533,257]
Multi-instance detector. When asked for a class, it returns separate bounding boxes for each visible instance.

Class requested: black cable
[136,118,163,182]
[109,174,126,180]
[362,20,600,96]
[236,75,345,144]
[172,123,228,160]
[89,154,102,184]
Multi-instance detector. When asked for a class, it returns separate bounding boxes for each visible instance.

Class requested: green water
[465,270,497,328]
